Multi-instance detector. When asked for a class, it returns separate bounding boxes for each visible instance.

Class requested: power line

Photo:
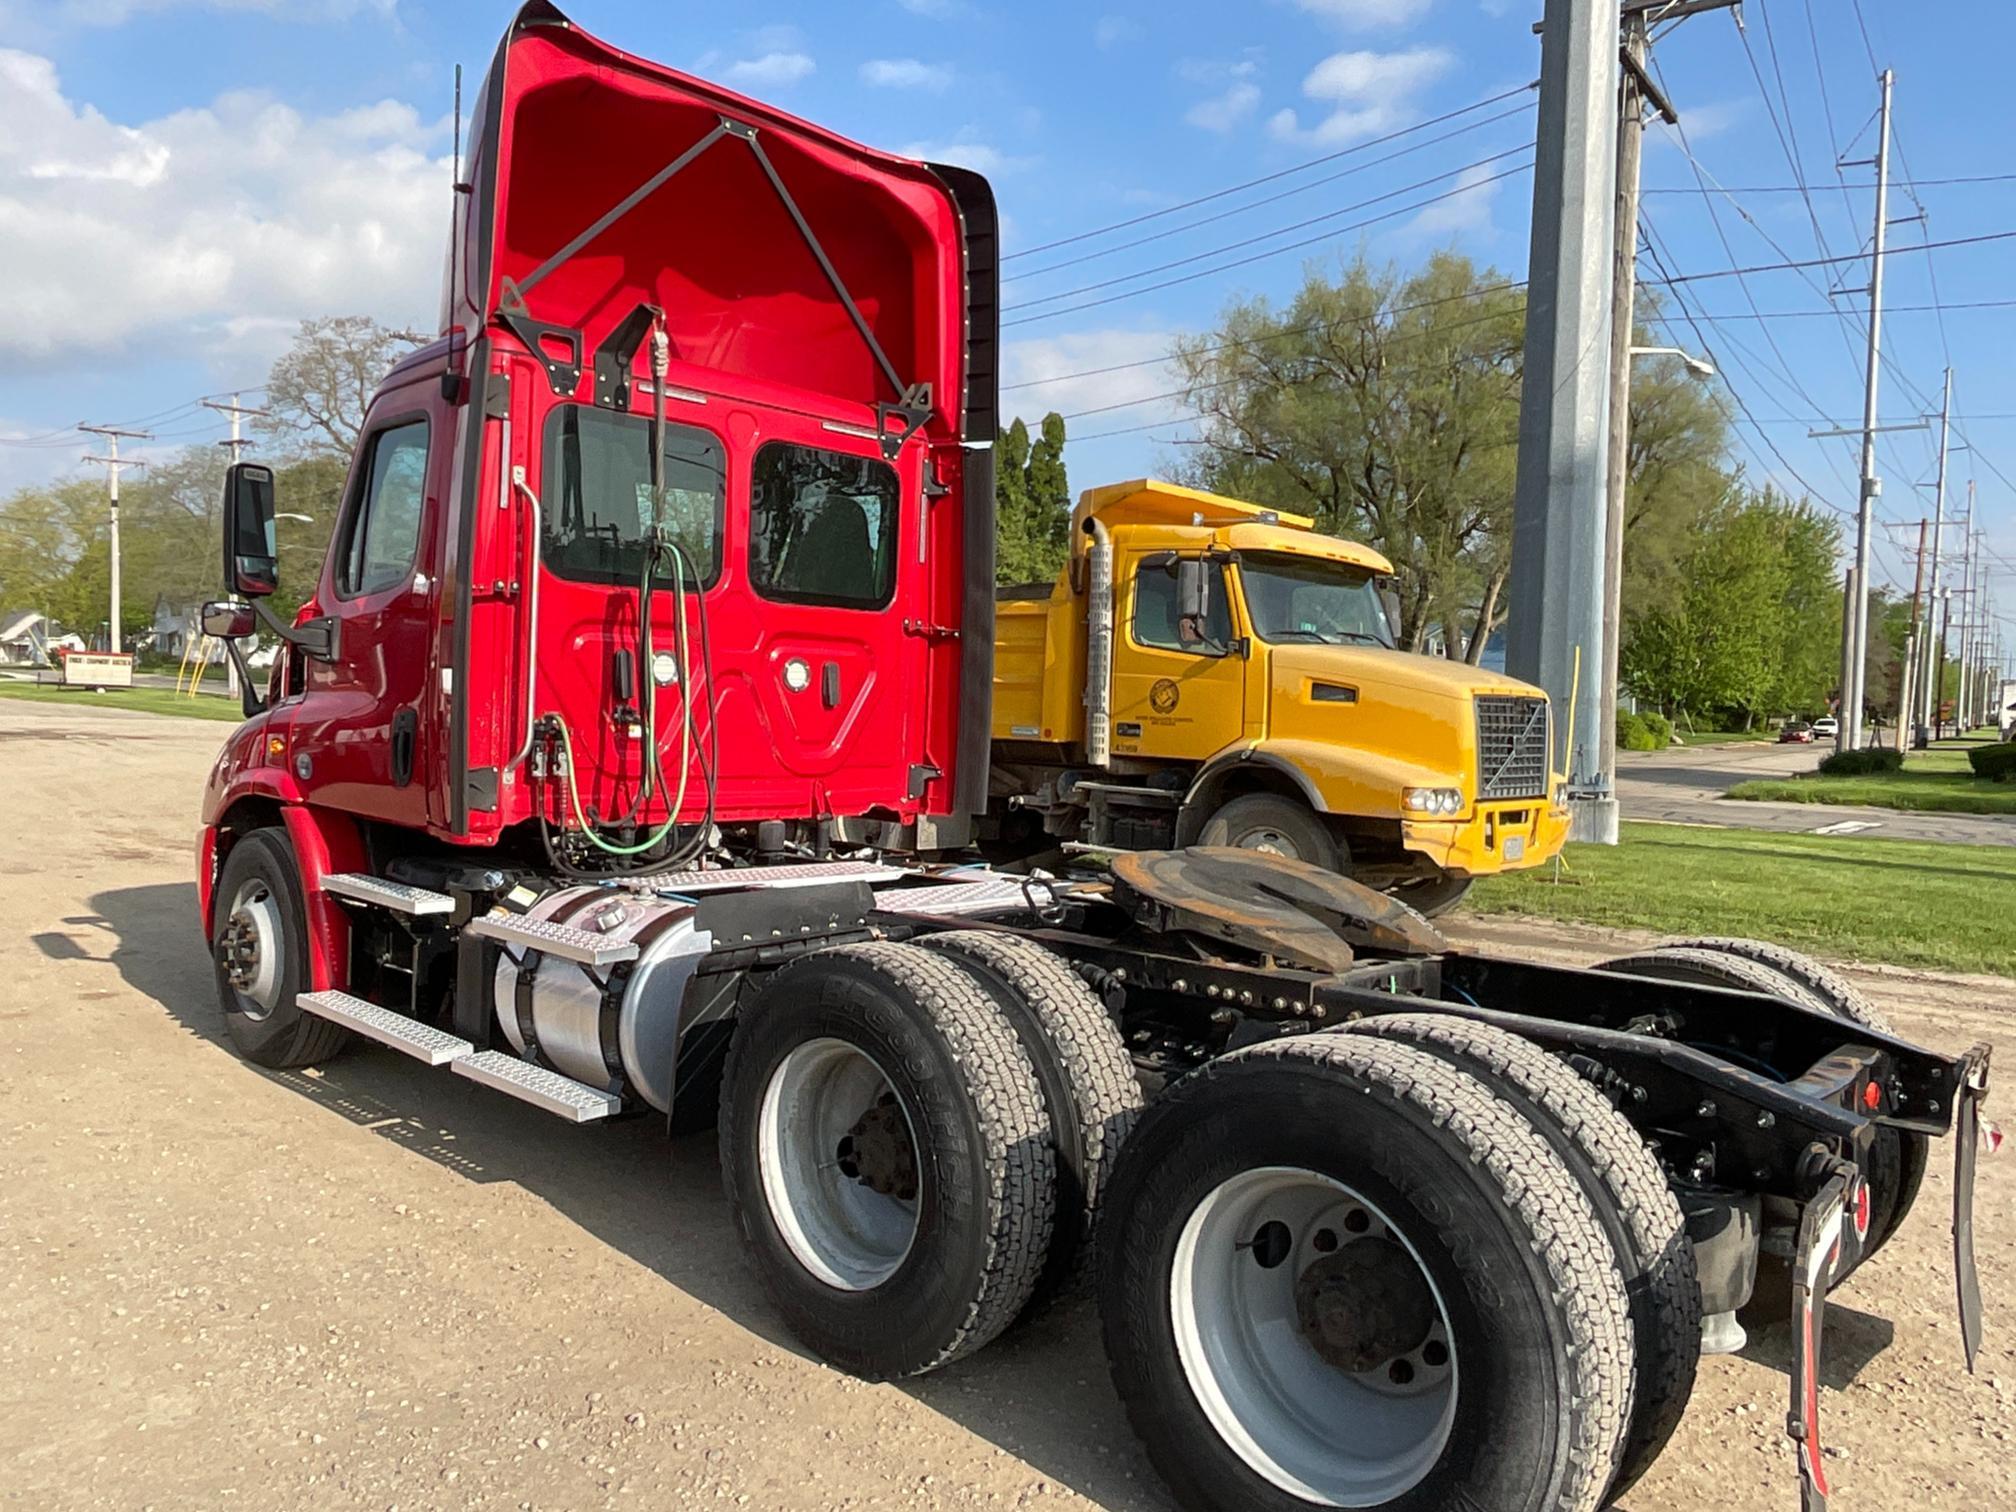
[1639,173,2016,195]
[1003,81,1537,263]
[1004,145,1535,314]
[1639,229,2016,287]
[1002,160,1536,328]
[1004,102,1534,283]
[1005,280,1526,397]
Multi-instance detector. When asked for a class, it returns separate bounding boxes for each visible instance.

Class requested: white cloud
[1650,98,1746,149]
[860,58,953,90]
[895,135,1036,176]
[0,48,445,363]
[723,51,815,89]
[1001,329,1183,430]
[1187,80,1262,132]
[895,0,957,15]
[1400,161,1505,239]
[1095,15,1145,48]
[1291,0,1434,26]
[1269,46,1453,145]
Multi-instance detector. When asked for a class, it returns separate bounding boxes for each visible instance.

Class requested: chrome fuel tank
[492,886,713,1112]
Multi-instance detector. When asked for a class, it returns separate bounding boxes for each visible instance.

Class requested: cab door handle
[822,662,840,709]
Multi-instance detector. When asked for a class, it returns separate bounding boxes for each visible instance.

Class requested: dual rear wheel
[718,935,1141,1378]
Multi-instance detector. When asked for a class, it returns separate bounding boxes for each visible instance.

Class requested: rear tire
[210,828,350,1069]
[1642,938,1927,1266]
[914,930,1143,1315]
[1098,1033,1634,1512]
[719,942,1055,1378]
[1198,793,1341,871]
[1345,1014,1699,1501]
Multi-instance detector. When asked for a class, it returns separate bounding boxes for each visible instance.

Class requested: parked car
[1811,716,1840,739]
[1778,723,1814,743]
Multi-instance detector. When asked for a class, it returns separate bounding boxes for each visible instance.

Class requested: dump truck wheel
[917,930,1143,1316]
[718,942,1055,1379]
[1098,1033,1633,1512]
[1345,1014,1699,1502]
[1384,872,1473,919]
[210,828,350,1069]
[1644,938,1928,1267]
[1198,793,1340,870]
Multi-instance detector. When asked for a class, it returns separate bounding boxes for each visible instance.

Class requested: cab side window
[1132,559,1231,654]
[336,419,430,598]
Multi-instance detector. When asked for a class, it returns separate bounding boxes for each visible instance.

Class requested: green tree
[993,412,1072,585]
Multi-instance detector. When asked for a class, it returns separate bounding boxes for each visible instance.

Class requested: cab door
[288,383,444,829]
[1109,553,1251,762]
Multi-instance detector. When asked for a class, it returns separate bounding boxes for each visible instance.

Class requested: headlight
[1402,787,1465,815]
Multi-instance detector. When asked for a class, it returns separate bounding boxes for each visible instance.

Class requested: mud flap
[1788,1171,1849,1512]
[1955,1042,1996,1373]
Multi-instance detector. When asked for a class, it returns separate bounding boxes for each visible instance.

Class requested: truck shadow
[76,880,1170,1512]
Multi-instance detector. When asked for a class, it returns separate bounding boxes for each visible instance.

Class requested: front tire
[1197,792,1341,871]
[210,828,349,1069]
[719,942,1056,1378]
[1384,872,1473,919]
[1099,1033,1634,1512]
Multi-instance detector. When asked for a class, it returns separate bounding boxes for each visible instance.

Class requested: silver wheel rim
[1233,825,1301,859]
[219,879,283,1019]
[758,1038,922,1291]
[1171,1166,1457,1506]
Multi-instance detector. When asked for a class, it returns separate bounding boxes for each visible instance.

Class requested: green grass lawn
[1726,737,2016,814]
[0,681,244,723]
[1466,821,2016,975]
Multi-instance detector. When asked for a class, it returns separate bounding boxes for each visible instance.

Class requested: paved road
[1617,738,2016,846]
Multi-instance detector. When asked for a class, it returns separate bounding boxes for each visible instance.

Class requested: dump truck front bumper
[1401,796,1570,878]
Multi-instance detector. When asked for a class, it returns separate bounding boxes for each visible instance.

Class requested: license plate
[1503,836,1525,862]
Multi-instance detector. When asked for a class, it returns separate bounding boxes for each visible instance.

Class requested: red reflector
[1852,1179,1871,1241]
[1863,1082,1882,1111]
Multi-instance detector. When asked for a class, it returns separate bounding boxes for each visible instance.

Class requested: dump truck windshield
[1239,552,1394,648]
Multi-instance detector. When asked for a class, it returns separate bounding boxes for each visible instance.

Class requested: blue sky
[1,0,2011,629]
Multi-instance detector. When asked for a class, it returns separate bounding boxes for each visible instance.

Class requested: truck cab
[989,480,1568,912]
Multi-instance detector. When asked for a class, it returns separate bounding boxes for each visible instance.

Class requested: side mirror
[1175,558,1210,645]
[201,600,257,640]
[1380,588,1404,646]
[222,461,279,598]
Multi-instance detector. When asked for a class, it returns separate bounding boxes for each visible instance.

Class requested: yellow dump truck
[987,479,1570,914]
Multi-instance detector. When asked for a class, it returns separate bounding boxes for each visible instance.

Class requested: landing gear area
[205,833,1991,1512]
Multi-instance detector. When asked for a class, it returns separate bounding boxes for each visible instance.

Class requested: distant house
[150,597,228,664]
[1,609,50,666]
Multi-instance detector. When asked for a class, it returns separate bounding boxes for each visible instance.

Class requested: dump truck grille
[1475,695,1550,801]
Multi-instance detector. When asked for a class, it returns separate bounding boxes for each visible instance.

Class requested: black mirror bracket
[218,637,268,719]
[252,598,341,663]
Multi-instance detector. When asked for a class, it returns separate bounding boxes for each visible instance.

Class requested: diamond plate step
[323,873,454,916]
[451,1051,622,1122]
[663,860,907,894]
[877,877,1035,918]
[298,990,472,1066]
[466,913,640,966]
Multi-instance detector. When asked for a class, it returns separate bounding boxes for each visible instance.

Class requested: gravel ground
[1,698,2007,1512]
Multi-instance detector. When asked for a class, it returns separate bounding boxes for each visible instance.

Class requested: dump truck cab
[989,479,1569,912]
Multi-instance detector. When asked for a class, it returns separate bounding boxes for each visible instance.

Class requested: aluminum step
[664,860,907,894]
[878,877,1036,918]
[466,912,640,967]
[298,990,473,1066]
[451,1051,622,1122]
[323,873,454,916]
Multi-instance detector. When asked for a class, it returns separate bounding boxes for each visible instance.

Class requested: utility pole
[1933,586,1953,737]
[1959,486,1978,727]
[78,424,151,655]
[203,394,270,463]
[1839,68,1894,754]
[1901,517,1927,749]
[1508,0,1620,843]
[1919,368,1951,737]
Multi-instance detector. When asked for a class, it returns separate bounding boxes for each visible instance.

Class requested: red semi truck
[196,8,1990,1510]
